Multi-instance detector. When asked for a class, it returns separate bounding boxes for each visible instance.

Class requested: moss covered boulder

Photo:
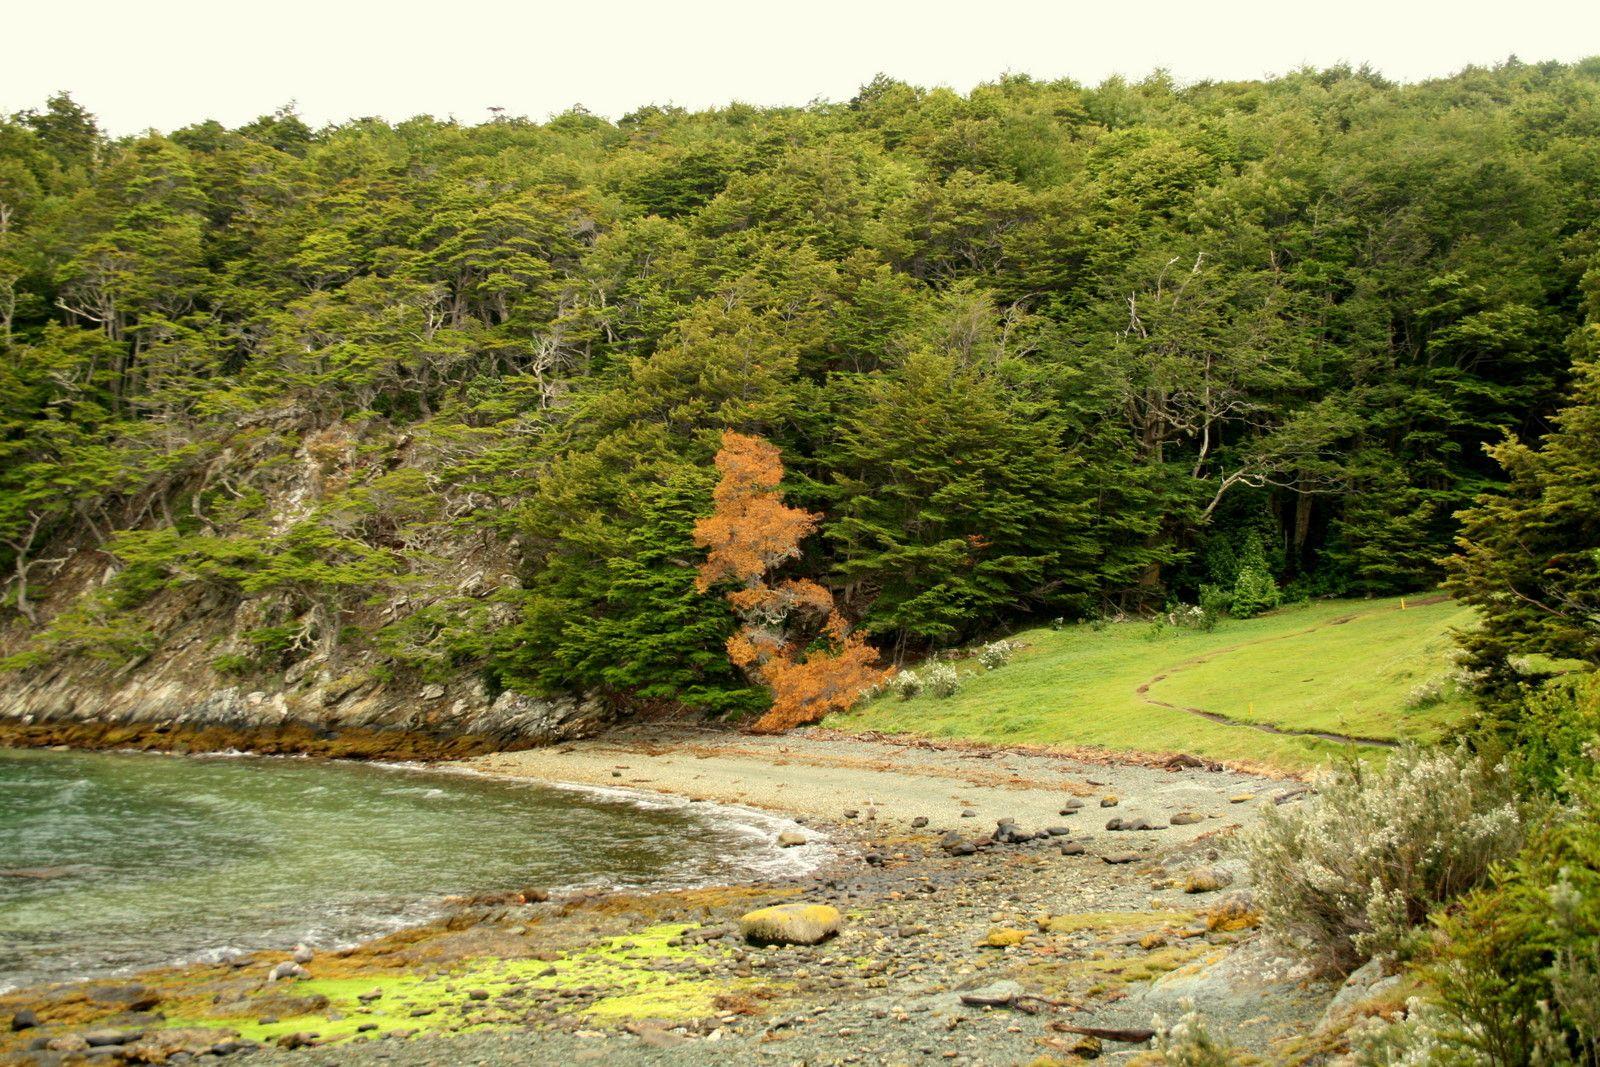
[738,903,841,945]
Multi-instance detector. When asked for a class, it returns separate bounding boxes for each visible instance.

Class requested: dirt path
[1131,600,1442,749]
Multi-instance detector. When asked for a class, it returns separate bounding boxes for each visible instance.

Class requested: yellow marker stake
[1401,597,1407,610]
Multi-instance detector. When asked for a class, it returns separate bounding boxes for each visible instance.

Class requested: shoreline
[2,728,1338,1065]
[0,745,829,995]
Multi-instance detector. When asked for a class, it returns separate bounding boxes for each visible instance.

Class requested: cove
[0,746,812,992]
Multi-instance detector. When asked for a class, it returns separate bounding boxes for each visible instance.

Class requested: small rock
[291,944,314,965]
[10,1009,38,1032]
[1229,793,1256,804]
[211,1039,259,1055]
[1102,852,1139,864]
[1206,892,1261,932]
[1059,798,1084,812]
[960,809,977,818]
[1182,867,1235,894]
[466,989,490,1001]
[1058,842,1086,856]
[276,1032,320,1050]
[1139,932,1167,950]
[1100,795,1119,808]
[84,1029,141,1047]
[979,928,1028,948]
[843,809,859,820]
[1170,812,1205,826]
[777,831,808,848]
[1045,826,1073,836]
[910,816,929,829]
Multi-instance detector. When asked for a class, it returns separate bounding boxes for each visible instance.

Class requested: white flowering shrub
[1347,1000,1492,1066]
[977,639,1021,670]
[886,669,923,700]
[1243,745,1522,976]
[923,661,960,698]
[1149,1001,1244,1065]
[1405,677,1447,709]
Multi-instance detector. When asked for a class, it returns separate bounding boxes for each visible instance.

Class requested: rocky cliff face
[0,663,610,757]
[0,419,613,757]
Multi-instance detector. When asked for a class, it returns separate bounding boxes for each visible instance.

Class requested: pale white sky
[6,0,1600,134]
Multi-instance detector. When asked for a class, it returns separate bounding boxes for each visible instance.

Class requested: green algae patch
[159,923,743,1047]
[489,921,755,1021]
[162,972,478,1045]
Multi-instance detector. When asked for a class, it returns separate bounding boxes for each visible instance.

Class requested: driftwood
[959,994,1157,1042]
[958,992,1071,1015]
[1047,1020,1157,1043]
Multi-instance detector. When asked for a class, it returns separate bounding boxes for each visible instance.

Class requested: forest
[2,59,1599,718]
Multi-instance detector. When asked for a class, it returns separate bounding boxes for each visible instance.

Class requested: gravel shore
[3,730,1337,1066]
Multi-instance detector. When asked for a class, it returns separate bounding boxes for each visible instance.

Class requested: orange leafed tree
[694,431,888,732]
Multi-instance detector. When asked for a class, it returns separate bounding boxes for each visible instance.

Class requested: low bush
[977,639,1020,670]
[1508,672,1600,799]
[923,661,961,698]
[1244,745,1522,976]
[1229,532,1282,619]
[1421,780,1600,1066]
[1146,1001,1244,1065]
[886,669,923,700]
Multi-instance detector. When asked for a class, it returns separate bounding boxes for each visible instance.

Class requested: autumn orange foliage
[693,431,888,732]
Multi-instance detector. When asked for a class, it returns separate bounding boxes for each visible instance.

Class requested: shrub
[1421,780,1600,1066]
[1406,677,1447,709]
[1167,602,1220,633]
[1346,1000,1492,1066]
[886,669,923,700]
[211,653,255,676]
[1243,746,1522,976]
[1198,583,1232,626]
[1147,1002,1245,1065]
[1508,673,1600,799]
[977,639,1020,670]
[1229,532,1282,619]
[923,661,961,698]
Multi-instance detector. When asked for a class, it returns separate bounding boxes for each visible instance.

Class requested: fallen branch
[1047,1020,1156,1043]
[958,992,1073,1015]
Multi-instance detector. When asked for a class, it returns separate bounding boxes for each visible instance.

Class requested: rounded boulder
[738,903,842,946]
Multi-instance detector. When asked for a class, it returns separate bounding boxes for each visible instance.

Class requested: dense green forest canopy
[3,60,1599,715]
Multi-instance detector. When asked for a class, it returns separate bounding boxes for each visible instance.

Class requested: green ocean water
[0,747,805,991]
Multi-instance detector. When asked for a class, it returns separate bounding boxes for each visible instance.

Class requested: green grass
[827,595,1477,771]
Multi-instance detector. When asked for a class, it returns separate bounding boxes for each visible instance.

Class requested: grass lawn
[826,595,1477,772]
